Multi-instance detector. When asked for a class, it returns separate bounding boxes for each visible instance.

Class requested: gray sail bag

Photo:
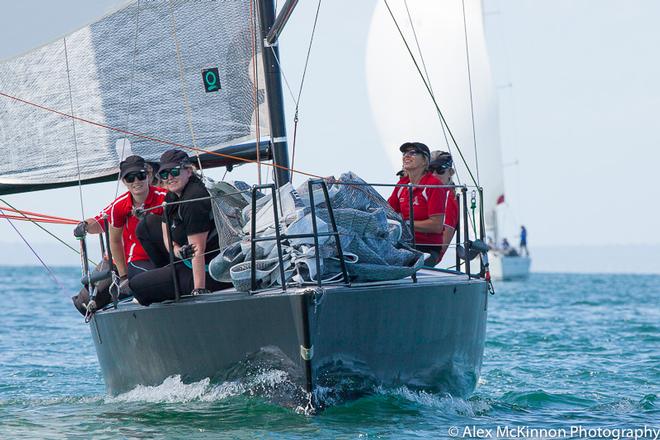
[206,172,424,291]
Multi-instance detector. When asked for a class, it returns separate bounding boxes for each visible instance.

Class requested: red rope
[0,205,78,223]
[0,213,77,224]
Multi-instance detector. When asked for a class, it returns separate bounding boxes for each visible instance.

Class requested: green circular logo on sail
[202,68,221,93]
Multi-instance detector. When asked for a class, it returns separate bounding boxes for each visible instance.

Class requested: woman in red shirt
[388,142,448,266]
[429,151,458,261]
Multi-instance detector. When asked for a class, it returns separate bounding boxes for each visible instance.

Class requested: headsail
[0,0,270,194]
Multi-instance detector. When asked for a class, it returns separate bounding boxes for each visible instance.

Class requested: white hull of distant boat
[488,252,531,281]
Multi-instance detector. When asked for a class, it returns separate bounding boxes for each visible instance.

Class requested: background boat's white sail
[0,0,269,192]
[366,0,504,239]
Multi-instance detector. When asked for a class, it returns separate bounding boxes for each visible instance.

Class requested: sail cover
[0,0,270,192]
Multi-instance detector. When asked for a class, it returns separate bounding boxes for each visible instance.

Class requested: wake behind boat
[0,0,494,410]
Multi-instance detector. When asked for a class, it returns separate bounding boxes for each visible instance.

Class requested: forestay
[0,0,269,192]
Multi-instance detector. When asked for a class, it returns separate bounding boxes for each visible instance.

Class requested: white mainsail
[365,0,505,238]
[0,0,270,189]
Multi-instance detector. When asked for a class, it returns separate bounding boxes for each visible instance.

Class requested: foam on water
[107,370,293,405]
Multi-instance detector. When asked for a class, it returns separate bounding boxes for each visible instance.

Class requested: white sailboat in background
[366,0,530,280]
[482,0,531,281]
[487,198,531,281]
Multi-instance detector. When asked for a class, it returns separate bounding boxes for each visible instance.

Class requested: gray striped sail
[0,0,270,193]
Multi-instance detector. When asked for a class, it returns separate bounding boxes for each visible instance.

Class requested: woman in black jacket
[130,149,228,305]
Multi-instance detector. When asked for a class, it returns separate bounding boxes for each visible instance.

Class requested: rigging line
[0,91,324,180]
[0,206,78,223]
[290,112,299,183]
[402,0,464,188]
[255,0,262,185]
[402,0,451,153]
[388,1,478,233]
[249,0,262,184]
[382,0,478,187]
[0,214,77,224]
[269,47,298,103]
[290,0,322,184]
[167,0,204,176]
[295,0,322,106]
[461,0,480,185]
[115,0,142,199]
[0,209,63,289]
[0,198,96,265]
[63,37,86,220]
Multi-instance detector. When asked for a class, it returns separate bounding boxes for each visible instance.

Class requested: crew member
[429,150,458,261]
[71,155,167,313]
[130,149,228,305]
[388,142,448,266]
[520,225,529,256]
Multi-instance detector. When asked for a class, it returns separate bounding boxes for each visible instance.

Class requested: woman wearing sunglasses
[129,149,228,306]
[71,155,168,311]
[429,151,458,261]
[387,142,449,266]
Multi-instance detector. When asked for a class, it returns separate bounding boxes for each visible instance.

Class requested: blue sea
[0,268,657,439]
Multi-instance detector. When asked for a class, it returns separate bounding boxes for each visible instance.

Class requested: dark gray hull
[90,271,488,408]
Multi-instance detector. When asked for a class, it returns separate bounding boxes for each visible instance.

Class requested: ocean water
[0,267,657,439]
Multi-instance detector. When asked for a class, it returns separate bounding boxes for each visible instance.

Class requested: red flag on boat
[496,194,505,205]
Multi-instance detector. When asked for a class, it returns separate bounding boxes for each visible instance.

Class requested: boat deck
[100,268,481,314]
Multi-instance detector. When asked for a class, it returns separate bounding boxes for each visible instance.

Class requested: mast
[258,0,291,187]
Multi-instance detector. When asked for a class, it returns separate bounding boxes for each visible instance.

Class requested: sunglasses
[402,150,421,157]
[124,171,147,183]
[158,166,183,180]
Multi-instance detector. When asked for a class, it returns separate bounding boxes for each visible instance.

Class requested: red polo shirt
[388,173,448,245]
[443,190,459,230]
[93,186,167,263]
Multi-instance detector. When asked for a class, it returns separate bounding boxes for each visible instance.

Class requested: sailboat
[486,206,531,281]
[365,0,530,281]
[0,0,491,410]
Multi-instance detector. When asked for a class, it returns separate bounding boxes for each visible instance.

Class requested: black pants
[130,214,229,306]
[136,214,170,268]
[127,259,157,279]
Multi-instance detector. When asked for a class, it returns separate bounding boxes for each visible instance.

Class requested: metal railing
[242,179,488,294]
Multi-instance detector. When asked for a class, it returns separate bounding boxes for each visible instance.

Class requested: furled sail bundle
[0,0,270,194]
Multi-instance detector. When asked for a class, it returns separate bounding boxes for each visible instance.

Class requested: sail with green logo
[0,0,270,194]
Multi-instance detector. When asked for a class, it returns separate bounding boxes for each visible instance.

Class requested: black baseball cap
[159,149,191,170]
[399,142,430,161]
[429,151,453,171]
[119,155,147,179]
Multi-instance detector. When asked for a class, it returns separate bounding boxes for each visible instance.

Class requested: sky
[0,0,658,272]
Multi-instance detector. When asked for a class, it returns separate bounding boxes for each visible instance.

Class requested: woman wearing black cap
[429,151,459,260]
[70,155,168,314]
[129,149,228,305]
[388,142,449,266]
